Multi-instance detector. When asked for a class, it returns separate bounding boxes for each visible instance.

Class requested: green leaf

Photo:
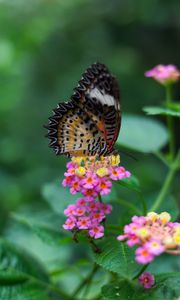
[115,175,141,193]
[0,239,49,300]
[94,238,141,279]
[117,114,168,153]
[143,106,180,117]
[42,179,79,215]
[102,273,180,300]
[102,279,134,299]
[0,283,48,300]
[167,102,180,111]
[12,213,71,246]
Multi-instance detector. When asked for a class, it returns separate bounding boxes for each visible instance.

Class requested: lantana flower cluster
[62,155,131,239]
[117,212,180,264]
[145,64,180,85]
[63,198,112,239]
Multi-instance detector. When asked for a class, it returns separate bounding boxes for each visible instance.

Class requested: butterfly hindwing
[46,101,107,156]
[45,63,121,157]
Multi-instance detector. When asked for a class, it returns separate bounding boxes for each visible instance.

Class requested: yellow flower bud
[136,227,149,239]
[173,233,180,245]
[174,227,180,234]
[110,155,120,166]
[72,157,84,165]
[96,167,109,177]
[159,212,171,224]
[147,212,158,222]
[75,167,86,177]
[163,236,176,248]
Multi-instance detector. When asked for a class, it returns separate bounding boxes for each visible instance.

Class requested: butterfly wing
[71,63,121,151]
[46,101,107,156]
[45,63,120,157]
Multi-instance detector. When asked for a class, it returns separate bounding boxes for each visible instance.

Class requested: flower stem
[72,264,99,297]
[165,84,175,160]
[150,149,180,212]
[98,194,102,202]
[132,264,149,280]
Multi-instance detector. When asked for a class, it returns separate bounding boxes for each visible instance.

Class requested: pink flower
[139,272,155,289]
[126,234,140,247]
[145,240,165,256]
[89,224,104,239]
[97,178,112,195]
[76,198,87,206]
[81,173,98,189]
[82,188,98,201]
[74,206,86,216]
[77,217,91,229]
[135,247,154,264]
[63,217,76,230]
[117,234,127,241]
[145,64,180,85]
[62,176,72,187]
[87,201,99,212]
[62,155,131,239]
[64,204,76,216]
[99,203,112,214]
[90,212,105,223]
[132,216,146,226]
[70,177,81,194]
[109,167,124,180]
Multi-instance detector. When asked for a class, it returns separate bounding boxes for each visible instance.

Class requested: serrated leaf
[94,238,141,279]
[42,179,80,215]
[102,273,180,300]
[0,239,49,300]
[115,175,141,193]
[143,106,180,117]
[117,114,168,152]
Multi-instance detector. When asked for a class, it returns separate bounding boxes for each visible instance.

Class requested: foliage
[0,1,180,299]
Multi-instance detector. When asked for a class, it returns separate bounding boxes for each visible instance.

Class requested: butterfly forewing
[72,63,121,149]
[46,63,121,157]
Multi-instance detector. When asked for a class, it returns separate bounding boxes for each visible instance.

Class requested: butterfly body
[45,63,121,157]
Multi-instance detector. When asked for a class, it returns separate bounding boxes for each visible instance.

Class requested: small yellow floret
[147,212,158,222]
[159,212,171,224]
[75,167,86,176]
[163,236,176,248]
[136,228,149,239]
[174,227,180,234]
[100,156,105,161]
[110,155,120,166]
[173,233,180,245]
[72,157,84,165]
[96,167,109,177]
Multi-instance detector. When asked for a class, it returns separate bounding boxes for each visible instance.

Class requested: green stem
[153,150,170,168]
[72,264,99,298]
[98,194,102,202]
[132,264,149,280]
[165,84,175,160]
[150,150,180,212]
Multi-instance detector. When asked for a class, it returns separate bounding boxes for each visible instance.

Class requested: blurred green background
[0,0,180,271]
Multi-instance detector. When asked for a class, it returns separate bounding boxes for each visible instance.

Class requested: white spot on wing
[89,88,115,107]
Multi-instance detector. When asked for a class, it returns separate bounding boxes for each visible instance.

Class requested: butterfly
[45,63,121,157]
